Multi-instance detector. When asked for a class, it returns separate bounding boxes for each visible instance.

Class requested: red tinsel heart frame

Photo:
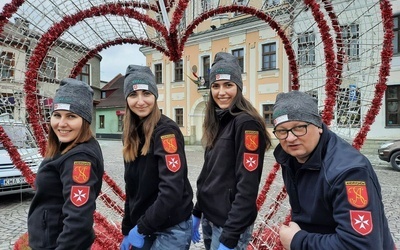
[1,0,394,249]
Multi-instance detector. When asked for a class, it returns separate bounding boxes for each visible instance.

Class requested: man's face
[274,121,322,163]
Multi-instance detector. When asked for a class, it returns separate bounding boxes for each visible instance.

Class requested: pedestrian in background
[120,65,193,250]
[192,52,272,250]
[272,91,395,249]
[28,78,104,249]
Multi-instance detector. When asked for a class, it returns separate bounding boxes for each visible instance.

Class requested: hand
[217,243,233,250]
[127,225,145,248]
[120,236,130,250]
[279,221,301,250]
[192,215,201,243]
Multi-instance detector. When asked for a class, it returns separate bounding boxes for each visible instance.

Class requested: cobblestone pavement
[0,139,399,249]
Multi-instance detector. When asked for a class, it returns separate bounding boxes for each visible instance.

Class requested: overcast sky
[99,44,146,82]
[0,0,147,83]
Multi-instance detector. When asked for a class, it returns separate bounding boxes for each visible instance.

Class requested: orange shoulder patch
[161,134,178,153]
[72,161,91,184]
[345,181,368,208]
[245,130,259,151]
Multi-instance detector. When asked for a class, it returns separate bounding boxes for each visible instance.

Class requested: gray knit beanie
[124,65,158,99]
[272,91,322,128]
[209,52,243,90]
[52,78,93,123]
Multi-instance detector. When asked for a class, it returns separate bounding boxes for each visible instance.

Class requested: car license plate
[0,177,26,186]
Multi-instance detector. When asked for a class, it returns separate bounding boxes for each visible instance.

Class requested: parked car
[0,121,42,196]
[378,139,400,171]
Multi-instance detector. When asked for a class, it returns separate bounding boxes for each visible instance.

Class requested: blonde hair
[122,103,161,162]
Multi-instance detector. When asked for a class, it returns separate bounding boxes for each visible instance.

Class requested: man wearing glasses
[272,91,394,250]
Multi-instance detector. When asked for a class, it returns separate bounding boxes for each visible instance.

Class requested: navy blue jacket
[28,137,104,250]
[122,115,193,236]
[193,110,268,248]
[274,123,394,250]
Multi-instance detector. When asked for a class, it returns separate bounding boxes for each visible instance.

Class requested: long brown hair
[45,119,93,158]
[202,88,271,150]
[122,102,161,162]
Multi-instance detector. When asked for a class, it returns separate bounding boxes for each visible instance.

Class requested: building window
[118,115,123,132]
[232,48,244,73]
[386,85,400,126]
[155,63,162,84]
[336,86,361,127]
[175,60,183,82]
[39,56,56,82]
[394,15,399,54]
[76,64,90,85]
[202,56,210,87]
[99,115,105,129]
[0,52,14,80]
[341,24,359,60]
[262,43,276,70]
[101,91,106,99]
[178,11,186,33]
[175,108,183,127]
[201,0,211,11]
[298,32,315,66]
[262,104,274,127]
[235,0,247,5]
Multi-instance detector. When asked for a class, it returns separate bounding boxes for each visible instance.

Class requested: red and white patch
[245,130,259,151]
[345,181,368,208]
[350,210,373,236]
[243,153,258,172]
[70,186,90,207]
[165,154,181,172]
[72,161,91,184]
[161,134,178,153]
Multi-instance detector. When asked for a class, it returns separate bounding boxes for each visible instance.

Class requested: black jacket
[274,123,395,250]
[121,115,193,236]
[28,137,104,250]
[193,110,268,248]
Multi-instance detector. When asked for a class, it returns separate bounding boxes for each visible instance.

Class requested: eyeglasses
[273,123,311,140]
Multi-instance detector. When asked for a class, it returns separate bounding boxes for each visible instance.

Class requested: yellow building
[140,2,290,144]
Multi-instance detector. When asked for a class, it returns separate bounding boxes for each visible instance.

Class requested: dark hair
[122,102,161,162]
[45,119,93,158]
[202,88,271,150]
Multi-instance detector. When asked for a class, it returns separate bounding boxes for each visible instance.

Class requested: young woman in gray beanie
[28,78,104,250]
[120,65,193,250]
[192,52,272,250]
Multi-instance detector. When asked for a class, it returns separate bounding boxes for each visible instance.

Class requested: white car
[0,121,42,196]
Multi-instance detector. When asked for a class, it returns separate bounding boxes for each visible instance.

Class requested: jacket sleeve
[121,161,133,235]
[291,167,394,250]
[219,119,268,248]
[136,127,190,235]
[56,152,103,250]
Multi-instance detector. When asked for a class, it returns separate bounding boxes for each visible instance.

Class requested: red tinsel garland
[102,171,125,201]
[93,211,122,250]
[24,4,170,156]
[256,162,281,210]
[98,191,124,216]
[322,0,345,91]
[304,0,337,125]
[0,0,24,34]
[352,0,394,150]
[71,38,169,78]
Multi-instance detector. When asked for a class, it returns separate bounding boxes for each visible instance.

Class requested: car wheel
[390,151,400,171]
